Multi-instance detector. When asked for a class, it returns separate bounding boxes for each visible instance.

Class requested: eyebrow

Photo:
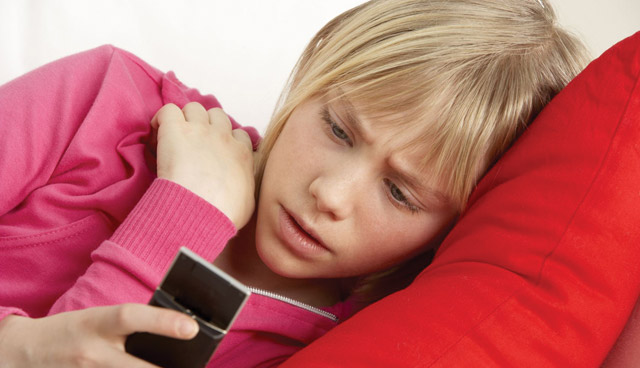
[388,156,451,208]
[329,92,451,208]
[328,93,374,143]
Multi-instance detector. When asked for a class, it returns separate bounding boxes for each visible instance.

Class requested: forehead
[325,89,440,163]
[325,85,440,141]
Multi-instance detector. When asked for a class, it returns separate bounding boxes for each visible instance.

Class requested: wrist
[0,314,25,337]
[0,313,17,334]
[111,178,237,272]
[0,315,25,364]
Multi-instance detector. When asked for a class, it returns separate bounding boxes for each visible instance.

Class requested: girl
[0,0,588,366]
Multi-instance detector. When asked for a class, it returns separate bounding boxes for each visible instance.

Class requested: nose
[308,164,360,221]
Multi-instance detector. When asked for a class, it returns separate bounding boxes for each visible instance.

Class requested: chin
[256,242,308,279]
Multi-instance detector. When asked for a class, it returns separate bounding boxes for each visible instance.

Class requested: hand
[151,103,255,229]
[0,304,198,368]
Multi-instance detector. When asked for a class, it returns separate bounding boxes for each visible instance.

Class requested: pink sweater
[0,45,350,367]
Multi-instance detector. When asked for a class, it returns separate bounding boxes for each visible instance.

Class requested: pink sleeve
[49,179,238,313]
[0,308,27,322]
[44,46,257,313]
[0,45,135,319]
[42,45,258,313]
[0,45,258,317]
[0,45,131,218]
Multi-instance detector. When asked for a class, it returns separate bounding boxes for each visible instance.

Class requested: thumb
[97,304,199,340]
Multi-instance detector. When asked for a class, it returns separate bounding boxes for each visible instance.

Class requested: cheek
[350,213,451,270]
[269,123,321,173]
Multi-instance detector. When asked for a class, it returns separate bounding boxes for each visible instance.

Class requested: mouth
[279,206,331,257]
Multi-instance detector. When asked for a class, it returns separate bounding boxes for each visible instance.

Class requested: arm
[40,103,255,367]
[49,101,255,314]
[0,45,139,322]
[47,178,240,314]
[0,46,204,367]
[0,44,257,315]
[0,46,256,366]
[0,45,124,218]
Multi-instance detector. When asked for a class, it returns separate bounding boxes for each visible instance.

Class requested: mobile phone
[125,247,250,368]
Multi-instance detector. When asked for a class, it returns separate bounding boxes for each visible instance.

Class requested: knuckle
[162,103,181,114]
[72,346,100,367]
[113,304,135,327]
[162,102,179,111]
[74,312,93,333]
[209,108,231,124]
[208,107,224,115]
[183,101,204,110]
[158,104,182,121]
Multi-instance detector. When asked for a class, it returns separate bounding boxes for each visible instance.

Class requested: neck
[214,214,341,307]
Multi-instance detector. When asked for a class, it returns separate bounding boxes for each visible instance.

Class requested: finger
[98,304,198,340]
[151,103,182,130]
[208,108,232,132]
[182,102,208,124]
[232,128,253,151]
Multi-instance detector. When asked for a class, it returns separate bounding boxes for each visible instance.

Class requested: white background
[1,0,639,134]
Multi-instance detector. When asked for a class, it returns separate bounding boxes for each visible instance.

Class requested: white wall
[553,0,640,58]
[0,0,363,133]
[0,0,638,134]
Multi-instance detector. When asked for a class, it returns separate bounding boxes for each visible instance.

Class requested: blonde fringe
[255,0,590,305]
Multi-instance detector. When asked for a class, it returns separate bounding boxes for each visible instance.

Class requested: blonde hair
[256,0,589,211]
[255,0,589,304]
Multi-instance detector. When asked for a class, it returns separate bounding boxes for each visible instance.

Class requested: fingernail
[179,319,198,337]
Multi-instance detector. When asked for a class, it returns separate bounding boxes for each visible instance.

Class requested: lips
[279,206,330,258]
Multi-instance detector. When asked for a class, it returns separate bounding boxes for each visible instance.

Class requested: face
[255,94,458,279]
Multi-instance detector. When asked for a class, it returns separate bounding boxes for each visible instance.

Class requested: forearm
[49,179,237,314]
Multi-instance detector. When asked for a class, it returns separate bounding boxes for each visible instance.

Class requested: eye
[321,107,352,145]
[331,123,349,141]
[384,179,420,214]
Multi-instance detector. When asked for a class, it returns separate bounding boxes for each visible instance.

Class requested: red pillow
[283,31,640,367]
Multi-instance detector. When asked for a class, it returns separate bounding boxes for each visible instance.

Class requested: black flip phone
[125,248,250,368]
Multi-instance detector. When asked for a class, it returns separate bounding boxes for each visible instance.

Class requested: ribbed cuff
[110,178,237,273]
[0,307,27,322]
